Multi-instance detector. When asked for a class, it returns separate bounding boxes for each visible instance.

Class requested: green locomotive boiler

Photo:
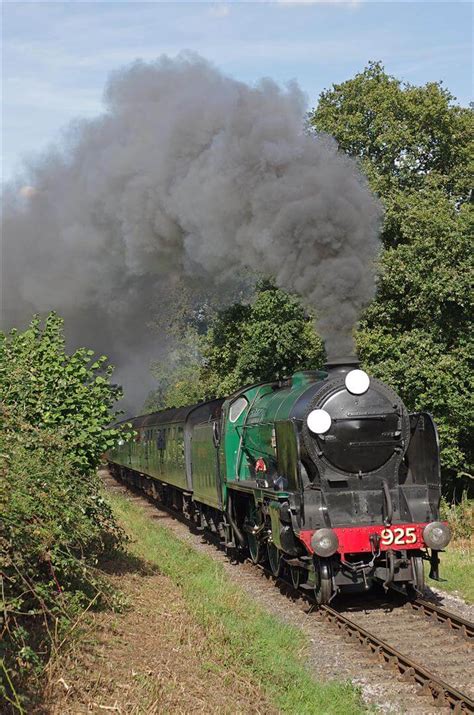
[107,358,451,603]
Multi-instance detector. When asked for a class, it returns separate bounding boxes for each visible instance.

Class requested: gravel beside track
[102,468,474,714]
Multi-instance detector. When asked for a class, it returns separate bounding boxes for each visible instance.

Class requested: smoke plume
[2,52,381,407]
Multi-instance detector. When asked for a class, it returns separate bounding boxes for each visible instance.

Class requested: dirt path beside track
[46,552,275,714]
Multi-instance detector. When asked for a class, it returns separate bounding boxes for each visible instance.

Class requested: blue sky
[2,1,472,184]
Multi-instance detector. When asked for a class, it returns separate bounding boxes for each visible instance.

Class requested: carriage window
[229,396,248,423]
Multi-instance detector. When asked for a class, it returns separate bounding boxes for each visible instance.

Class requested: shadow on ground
[98,548,159,577]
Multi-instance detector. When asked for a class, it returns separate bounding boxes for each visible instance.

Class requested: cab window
[229,397,248,423]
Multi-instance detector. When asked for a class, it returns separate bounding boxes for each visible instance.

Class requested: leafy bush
[440,494,474,542]
[0,314,131,711]
[0,313,128,474]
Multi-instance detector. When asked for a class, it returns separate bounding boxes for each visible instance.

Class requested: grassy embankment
[433,543,474,602]
[108,490,366,715]
[430,497,474,603]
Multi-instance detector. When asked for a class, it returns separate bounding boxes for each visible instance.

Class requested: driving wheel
[315,559,333,605]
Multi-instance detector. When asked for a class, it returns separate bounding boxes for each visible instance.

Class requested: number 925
[380,526,417,546]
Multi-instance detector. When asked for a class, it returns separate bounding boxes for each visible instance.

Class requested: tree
[311,61,472,211]
[0,313,126,475]
[144,280,325,409]
[0,314,129,708]
[311,63,473,491]
[144,274,256,411]
[144,326,204,411]
[200,278,325,398]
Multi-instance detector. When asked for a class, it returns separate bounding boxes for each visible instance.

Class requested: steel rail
[408,598,474,640]
[319,604,474,714]
[253,562,474,714]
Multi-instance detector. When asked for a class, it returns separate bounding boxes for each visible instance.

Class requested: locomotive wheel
[408,555,425,596]
[246,504,264,564]
[314,559,333,605]
[247,531,263,564]
[267,542,282,577]
[290,564,301,589]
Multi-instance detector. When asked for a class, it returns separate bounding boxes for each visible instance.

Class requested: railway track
[406,598,474,640]
[319,603,473,713]
[107,470,474,713]
[255,563,474,713]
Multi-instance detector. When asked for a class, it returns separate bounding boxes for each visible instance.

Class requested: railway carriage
[107,358,451,604]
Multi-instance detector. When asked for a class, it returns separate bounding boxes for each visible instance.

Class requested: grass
[432,495,474,603]
[46,557,276,714]
[107,491,367,715]
[428,540,474,603]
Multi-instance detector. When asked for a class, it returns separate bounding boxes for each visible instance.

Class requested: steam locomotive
[107,358,451,603]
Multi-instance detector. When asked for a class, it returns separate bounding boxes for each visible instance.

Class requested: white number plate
[380,526,417,546]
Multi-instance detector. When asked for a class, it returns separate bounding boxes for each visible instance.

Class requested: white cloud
[209,3,231,17]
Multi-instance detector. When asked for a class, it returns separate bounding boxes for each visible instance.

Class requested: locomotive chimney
[324,356,360,376]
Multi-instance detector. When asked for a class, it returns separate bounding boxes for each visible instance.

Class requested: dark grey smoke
[2,52,381,408]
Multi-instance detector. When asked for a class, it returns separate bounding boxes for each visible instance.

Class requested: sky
[2,1,472,185]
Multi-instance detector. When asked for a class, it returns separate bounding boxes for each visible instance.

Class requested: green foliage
[356,192,472,485]
[200,279,325,398]
[145,275,256,412]
[0,314,130,710]
[311,62,473,490]
[145,327,204,411]
[0,313,128,475]
[312,61,472,214]
[440,494,474,542]
[145,279,325,410]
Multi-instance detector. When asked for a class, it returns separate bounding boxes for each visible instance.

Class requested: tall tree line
[310,62,472,493]
[147,63,472,494]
